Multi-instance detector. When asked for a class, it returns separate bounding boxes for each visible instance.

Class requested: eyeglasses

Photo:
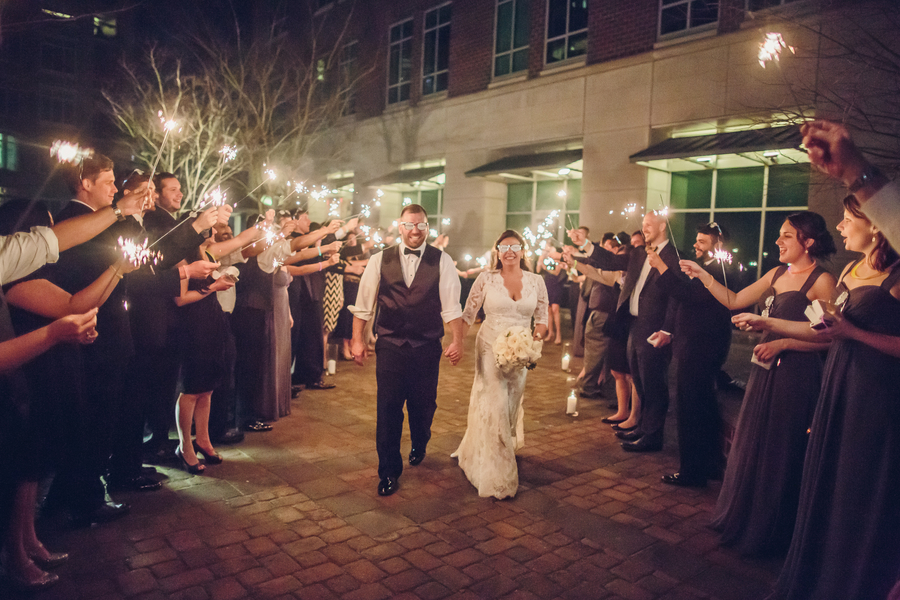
[399,221,428,231]
[497,244,522,253]
[708,221,723,236]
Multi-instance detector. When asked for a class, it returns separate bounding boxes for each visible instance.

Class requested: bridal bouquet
[493,326,543,372]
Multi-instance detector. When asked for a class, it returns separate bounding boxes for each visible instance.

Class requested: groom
[350,204,464,496]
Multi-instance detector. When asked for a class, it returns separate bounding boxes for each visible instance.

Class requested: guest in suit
[350,204,464,496]
[648,222,733,486]
[565,211,679,452]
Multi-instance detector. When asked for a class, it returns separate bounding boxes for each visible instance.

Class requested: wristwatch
[112,201,126,222]
[847,165,883,194]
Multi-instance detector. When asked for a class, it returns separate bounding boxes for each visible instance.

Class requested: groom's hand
[350,337,368,366]
[444,341,463,366]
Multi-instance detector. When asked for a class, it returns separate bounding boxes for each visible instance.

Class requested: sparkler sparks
[758,32,795,68]
[118,237,163,268]
[205,187,226,207]
[219,145,238,162]
[265,168,277,181]
[710,249,733,265]
[158,111,178,131]
[50,140,93,165]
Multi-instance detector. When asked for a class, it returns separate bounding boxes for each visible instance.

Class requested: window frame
[493,0,530,79]
[340,40,358,115]
[505,176,581,246]
[387,18,414,105]
[657,0,719,40]
[544,0,589,66]
[422,2,452,96]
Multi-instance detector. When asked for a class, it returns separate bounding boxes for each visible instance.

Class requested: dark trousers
[673,334,729,478]
[210,313,238,436]
[581,310,609,394]
[144,343,181,451]
[375,339,442,480]
[291,294,324,386]
[628,328,672,441]
[232,306,267,423]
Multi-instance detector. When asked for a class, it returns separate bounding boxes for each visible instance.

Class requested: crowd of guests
[1,120,899,599]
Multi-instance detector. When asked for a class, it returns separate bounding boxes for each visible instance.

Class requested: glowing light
[158,111,178,131]
[464,254,472,262]
[429,228,438,238]
[710,249,733,265]
[265,168,277,181]
[402,197,412,206]
[558,168,571,175]
[118,237,163,268]
[557,190,567,198]
[376,189,384,197]
[329,199,341,217]
[219,145,237,162]
[442,218,451,225]
[50,140,93,165]
[758,32,795,68]
[205,187,226,207]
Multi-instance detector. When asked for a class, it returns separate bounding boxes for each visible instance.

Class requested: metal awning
[363,166,445,187]
[629,126,802,162]
[465,149,583,177]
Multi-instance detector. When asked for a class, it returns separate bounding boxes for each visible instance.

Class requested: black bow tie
[404,248,421,258]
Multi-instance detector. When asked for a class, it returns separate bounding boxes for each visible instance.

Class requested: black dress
[542,267,566,306]
[772,263,900,600]
[178,278,228,394]
[711,266,826,556]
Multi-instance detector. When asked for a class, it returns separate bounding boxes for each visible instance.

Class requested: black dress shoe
[244,420,273,432]
[661,472,706,488]
[212,428,245,445]
[408,449,425,466]
[378,477,398,496]
[611,424,637,432]
[615,430,641,442]
[108,475,163,492]
[621,436,663,452]
[579,390,603,399]
[70,501,130,528]
[306,380,336,390]
[601,416,626,424]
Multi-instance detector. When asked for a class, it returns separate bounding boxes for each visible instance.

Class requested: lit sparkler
[145,111,180,200]
[710,248,733,265]
[429,228,438,239]
[50,140,93,165]
[654,201,681,260]
[329,199,341,217]
[219,145,238,162]
[205,187,226,207]
[118,237,163,268]
[758,32,795,68]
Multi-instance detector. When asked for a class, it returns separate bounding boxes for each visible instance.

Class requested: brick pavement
[5,326,780,600]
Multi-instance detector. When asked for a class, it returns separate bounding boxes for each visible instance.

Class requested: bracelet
[318,247,322,257]
[848,165,883,193]
[318,262,323,271]
[110,266,123,280]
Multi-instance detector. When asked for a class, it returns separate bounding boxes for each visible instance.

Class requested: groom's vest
[375,244,444,346]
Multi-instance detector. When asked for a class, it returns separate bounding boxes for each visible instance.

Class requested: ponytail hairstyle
[842,195,899,272]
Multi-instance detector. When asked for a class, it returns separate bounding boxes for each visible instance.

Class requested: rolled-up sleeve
[863,180,900,251]
[0,227,59,286]
[349,250,383,322]
[438,252,463,322]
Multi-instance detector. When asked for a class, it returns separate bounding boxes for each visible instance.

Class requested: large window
[546,0,588,65]
[667,164,809,279]
[746,0,799,10]
[506,177,581,247]
[0,133,18,171]
[340,40,358,114]
[495,0,530,77]
[423,4,451,96]
[658,0,717,38]
[388,19,413,105]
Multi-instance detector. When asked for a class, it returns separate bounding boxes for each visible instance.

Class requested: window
[39,88,76,124]
[546,0,588,65]
[388,19,413,104]
[40,42,76,74]
[0,133,18,171]
[340,40,358,114]
[506,177,581,246]
[93,16,116,37]
[658,0,718,37]
[495,0,530,77]
[423,4,451,96]
[746,0,799,10]
[667,164,809,279]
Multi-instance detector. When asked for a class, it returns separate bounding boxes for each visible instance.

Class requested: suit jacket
[582,243,680,338]
[657,260,732,359]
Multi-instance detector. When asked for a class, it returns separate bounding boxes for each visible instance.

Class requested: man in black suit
[566,211,679,452]
[649,223,732,486]
[350,204,464,496]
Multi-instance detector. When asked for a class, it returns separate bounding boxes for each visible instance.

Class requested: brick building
[303,0,896,276]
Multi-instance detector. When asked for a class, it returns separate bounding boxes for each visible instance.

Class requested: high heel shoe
[611,424,637,432]
[175,447,205,475]
[601,416,627,425]
[28,545,68,569]
[193,442,223,465]
[8,567,59,592]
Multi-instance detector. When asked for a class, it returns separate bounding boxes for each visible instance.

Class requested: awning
[363,166,444,187]
[465,148,583,177]
[326,176,354,189]
[629,126,802,162]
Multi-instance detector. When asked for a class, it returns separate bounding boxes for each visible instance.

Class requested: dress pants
[673,333,729,478]
[291,293,325,386]
[210,313,238,437]
[375,339,442,480]
[627,328,672,441]
[581,309,609,394]
[232,306,269,423]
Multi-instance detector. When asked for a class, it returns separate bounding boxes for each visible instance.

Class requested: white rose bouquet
[492,325,542,373]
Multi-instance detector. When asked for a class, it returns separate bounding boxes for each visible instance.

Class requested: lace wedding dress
[452,270,549,498]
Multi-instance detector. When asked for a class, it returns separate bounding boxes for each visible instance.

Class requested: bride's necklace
[788,261,816,275]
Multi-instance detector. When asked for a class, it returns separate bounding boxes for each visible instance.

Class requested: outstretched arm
[0,308,98,373]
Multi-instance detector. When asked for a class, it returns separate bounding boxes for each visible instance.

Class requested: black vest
[375,244,443,345]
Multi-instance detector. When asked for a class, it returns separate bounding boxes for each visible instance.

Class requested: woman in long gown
[452,230,548,499]
[681,211,836,556]
[737,196,900,600]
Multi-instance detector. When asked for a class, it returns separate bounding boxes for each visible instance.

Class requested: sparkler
[219,145,238,162]
[50,140,93,165]
[758,32,795,68]
[145,111,179,197]
[119,237,163,268]
[653,203,681,260]
[709,245,733,309]
[234,168,279,207]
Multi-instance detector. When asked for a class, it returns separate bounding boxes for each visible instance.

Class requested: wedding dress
[452,270,549,498]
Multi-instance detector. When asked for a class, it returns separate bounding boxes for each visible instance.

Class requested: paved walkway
[9,326,781,600]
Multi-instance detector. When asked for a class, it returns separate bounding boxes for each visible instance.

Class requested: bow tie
[404,248,421,258]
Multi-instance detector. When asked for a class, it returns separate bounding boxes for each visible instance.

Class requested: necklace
[788,261,817,275]
[850,260,885,281]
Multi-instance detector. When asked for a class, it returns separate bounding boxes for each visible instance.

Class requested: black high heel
[193,442,223,465]
[175,447,205,475]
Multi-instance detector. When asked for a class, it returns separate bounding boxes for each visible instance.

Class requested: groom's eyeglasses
[399,221,428,231]
[497,244,522,253]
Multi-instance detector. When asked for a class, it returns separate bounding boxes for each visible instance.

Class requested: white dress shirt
[0,227,59,286]
[350,241,463,323]
[630,239,667,317]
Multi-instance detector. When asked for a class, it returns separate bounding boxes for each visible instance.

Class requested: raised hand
[732,312,767,332]
[800,120,870,186]
[322,240,342,255]
[216,204,233,226]
[49,308,99,345]
[344,217,359,232]
[325,219,344,234]
[184,259,220,279]
[193,206,218,233]
[646,246,666,273]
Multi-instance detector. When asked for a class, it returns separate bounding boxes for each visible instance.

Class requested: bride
[452,230,549,498]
